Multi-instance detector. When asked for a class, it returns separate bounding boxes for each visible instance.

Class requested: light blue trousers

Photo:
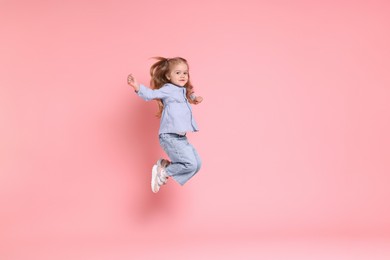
[159,133,202,185]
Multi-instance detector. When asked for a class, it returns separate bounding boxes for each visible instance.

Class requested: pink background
[1,0,390,259]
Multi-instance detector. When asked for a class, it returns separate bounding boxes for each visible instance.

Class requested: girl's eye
[174,71,188,75]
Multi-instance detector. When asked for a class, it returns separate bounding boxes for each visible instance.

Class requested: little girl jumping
[127,57,203,193]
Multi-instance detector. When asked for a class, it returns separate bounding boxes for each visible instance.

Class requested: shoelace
[157,175,166,186]
[157,169,169,186]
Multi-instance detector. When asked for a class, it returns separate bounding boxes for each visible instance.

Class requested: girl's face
[167,62,189,87]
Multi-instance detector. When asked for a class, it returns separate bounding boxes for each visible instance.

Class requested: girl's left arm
[189,93,203,105]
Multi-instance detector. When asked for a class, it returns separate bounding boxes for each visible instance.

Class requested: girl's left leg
[190,144,202,175]
[159,133,201,185]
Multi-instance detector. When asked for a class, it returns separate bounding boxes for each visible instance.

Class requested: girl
[127,57,203,193]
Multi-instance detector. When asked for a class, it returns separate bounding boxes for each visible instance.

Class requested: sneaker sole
[151,165,159,193]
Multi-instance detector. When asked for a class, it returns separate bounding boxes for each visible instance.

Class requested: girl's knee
[187,161,197,173]
[188,158,201,174]
[195,158,202,173]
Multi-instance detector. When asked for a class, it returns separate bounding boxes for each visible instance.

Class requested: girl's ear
[165,74,170,80]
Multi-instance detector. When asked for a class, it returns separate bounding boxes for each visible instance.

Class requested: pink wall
[1,0,390,258]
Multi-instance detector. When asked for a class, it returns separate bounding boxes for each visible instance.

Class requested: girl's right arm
[127,74,169,101]
[127,74,140,92]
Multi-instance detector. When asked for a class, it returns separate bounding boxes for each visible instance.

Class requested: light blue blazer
[137,83,199,134]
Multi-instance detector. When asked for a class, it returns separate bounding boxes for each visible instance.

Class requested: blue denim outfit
[137,83,202,185]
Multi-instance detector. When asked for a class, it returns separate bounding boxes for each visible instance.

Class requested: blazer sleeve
[137,84,171,101]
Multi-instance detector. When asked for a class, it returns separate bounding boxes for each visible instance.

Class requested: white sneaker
[157,159,169,185]
[151,165,160,193]
[157,158,170,169]
[151,162,170,193]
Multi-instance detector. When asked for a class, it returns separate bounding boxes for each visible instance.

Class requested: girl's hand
[127,74,140,92]
[194,96,203,104]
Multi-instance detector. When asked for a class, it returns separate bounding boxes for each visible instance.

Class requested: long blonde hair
[150,57,195,118]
